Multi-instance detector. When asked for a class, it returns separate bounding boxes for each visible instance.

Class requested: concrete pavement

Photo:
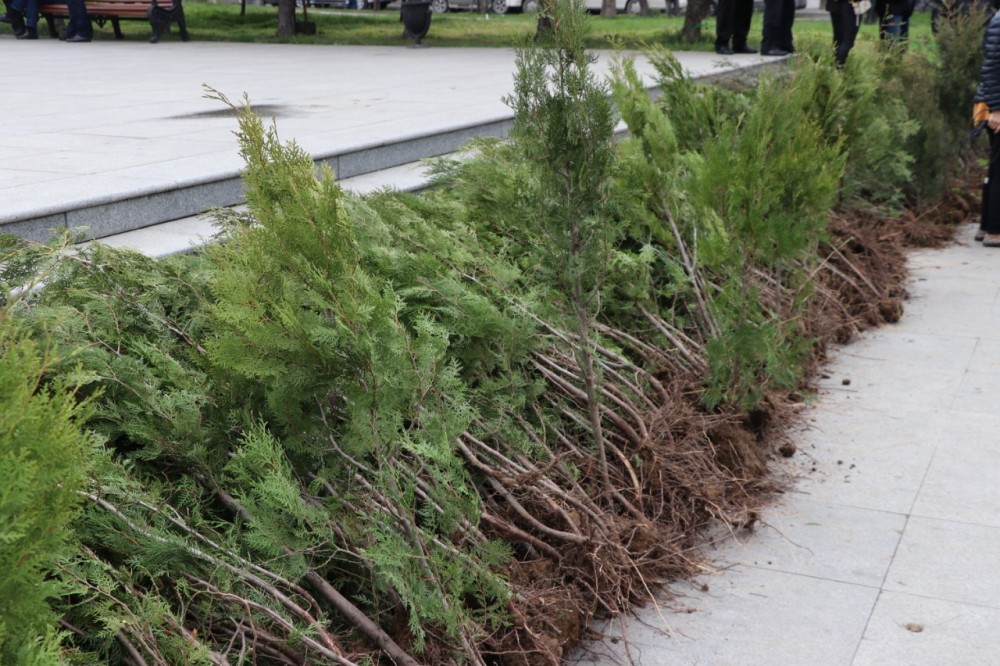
[570,222,1000,665]
[0,39,770,246]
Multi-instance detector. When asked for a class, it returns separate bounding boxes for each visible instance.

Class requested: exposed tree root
[485,189,976,664]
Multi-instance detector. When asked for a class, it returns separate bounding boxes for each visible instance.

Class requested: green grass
[97,2,937,54]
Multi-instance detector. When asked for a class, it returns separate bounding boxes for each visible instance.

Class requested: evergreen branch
[458,438,588,546]
[469,418,611,536]
[655,193,719,339]
[186,576,351,665]
[531,357,645,450]
[204,479,423,666]
[632,309,709,375]
[820,243,886,300]
[125,293,207,355]
[127,497,325,621]
[478,511,562,561]
[535,351,650,442]
[116,629,163,666]
[509,450,612,537]
[82,493,357,663]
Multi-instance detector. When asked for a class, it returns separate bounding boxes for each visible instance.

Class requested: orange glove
[974,101,990,125]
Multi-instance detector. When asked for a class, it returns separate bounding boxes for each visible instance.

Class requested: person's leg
[8,0,24,34]
[979,176,989,240]
[65,0,91,39]
[835,3,859,65]
[830,5,844,61]
[880,0,904,43]
[732,0,755,51]
[761,0,784,53]
[715,0,735,51]
[781,0,796,52]
[982,130,1000,244]
[17,0,38,36]
[899,1,913,43]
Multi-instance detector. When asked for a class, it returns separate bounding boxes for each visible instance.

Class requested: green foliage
[934,2,992,133]
[694,73,841,269]
[897,5,991,199]
[608,54,843,409]
[790,43,916,209]
[693,73,843,407]
[206,90,513,654]
[505,0,624,483]
[0,315,95,665]
[27,246,223,468]
[643,48,751,153]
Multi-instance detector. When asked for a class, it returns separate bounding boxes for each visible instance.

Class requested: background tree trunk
[682,0,714,41]
[277,0,296,36]
[601,0,617,16]
[535,0,556,40]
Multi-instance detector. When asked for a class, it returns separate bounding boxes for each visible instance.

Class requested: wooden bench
[40,0,189,42]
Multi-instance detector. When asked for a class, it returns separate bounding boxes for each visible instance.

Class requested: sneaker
[982,233,1000,247]
[65,34,91,42]
[733,43,757,54]
[976,228,986,242]
[761,47,789,57]
[715,45,734,55]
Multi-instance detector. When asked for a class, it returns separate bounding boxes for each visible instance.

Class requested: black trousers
[828,1,859,66]
[761,0,795,52]
[983,129,1000,234]
[716,0,753,49]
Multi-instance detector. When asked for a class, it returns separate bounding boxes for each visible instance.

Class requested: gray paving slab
[708,497,907,588]
[853,591,1000,666]
[569,223,1000,664]
[576,567,879,666]
[789,407,939,514]
[1,39,775,240]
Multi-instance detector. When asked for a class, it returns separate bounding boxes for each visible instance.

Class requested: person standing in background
[825,0,870,66]
[974,4,1000,246]
[875,0,915,45]
[716,0,757,54]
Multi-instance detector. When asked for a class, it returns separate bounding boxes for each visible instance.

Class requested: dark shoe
[983,233,1000,247]
[733,43,757,54]
[715,44,734,55]
[761,47,789,56]
[16,27,38,39]
[65,34,91,42]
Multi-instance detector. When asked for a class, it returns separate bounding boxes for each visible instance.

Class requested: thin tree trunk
[277,0,296,36]
[682,0,714,41]
[535,0,556,40]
